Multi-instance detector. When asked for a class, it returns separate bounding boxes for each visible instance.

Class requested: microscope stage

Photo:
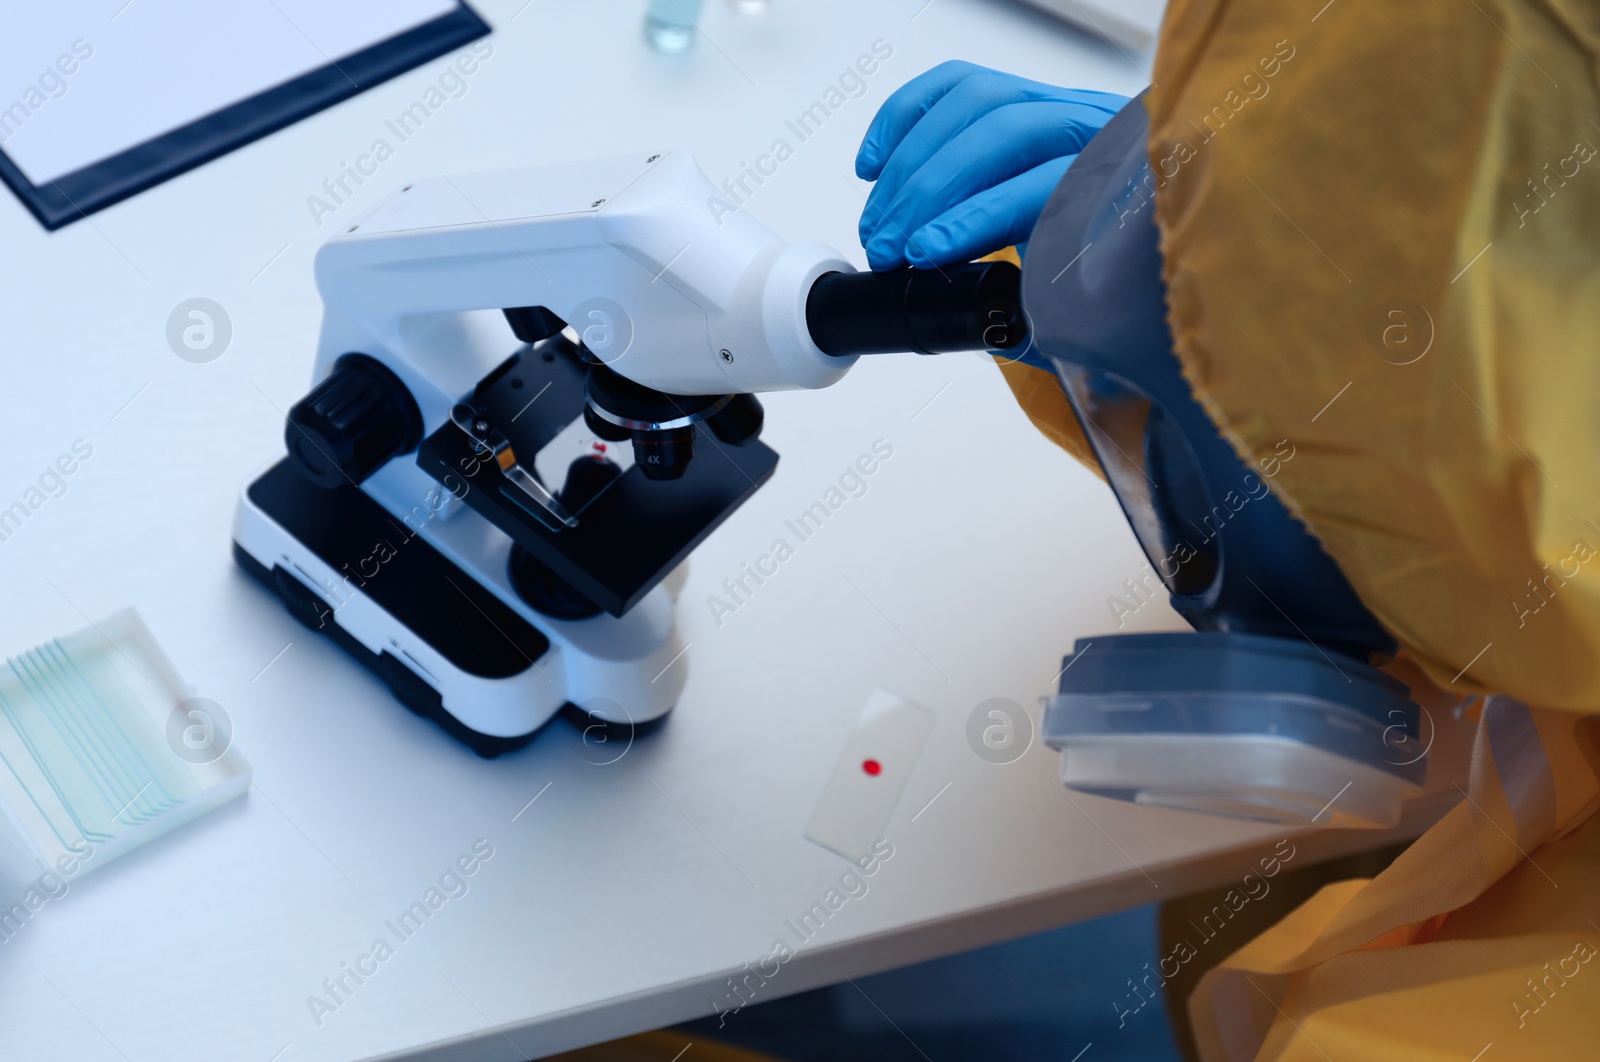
[417,342,781,617]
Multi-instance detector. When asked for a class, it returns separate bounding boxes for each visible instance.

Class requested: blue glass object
[644,0,703,53]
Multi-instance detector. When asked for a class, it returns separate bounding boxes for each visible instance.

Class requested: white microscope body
[233,151,855,752]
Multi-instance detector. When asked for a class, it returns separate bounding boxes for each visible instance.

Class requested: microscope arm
[310,151,855,431]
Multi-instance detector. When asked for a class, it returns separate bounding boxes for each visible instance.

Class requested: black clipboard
[0,3,489,231]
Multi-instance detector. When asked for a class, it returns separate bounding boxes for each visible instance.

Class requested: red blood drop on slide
[862,758,882,776]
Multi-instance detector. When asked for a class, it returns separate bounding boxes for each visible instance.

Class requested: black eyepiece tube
[805,260,1029,357]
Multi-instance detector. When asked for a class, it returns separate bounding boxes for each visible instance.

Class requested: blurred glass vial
[644,0,702,53]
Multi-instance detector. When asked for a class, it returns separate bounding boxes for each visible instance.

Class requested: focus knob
[286,354,422,489]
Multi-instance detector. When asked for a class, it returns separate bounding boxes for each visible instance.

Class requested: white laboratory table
[0,2,1472,1060]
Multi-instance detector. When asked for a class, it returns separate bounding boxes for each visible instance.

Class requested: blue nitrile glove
[856,61,1129,271]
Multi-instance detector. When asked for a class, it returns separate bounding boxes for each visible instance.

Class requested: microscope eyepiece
[805,260,1029,358]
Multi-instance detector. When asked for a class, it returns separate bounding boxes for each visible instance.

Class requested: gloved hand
[856,61,1129,271]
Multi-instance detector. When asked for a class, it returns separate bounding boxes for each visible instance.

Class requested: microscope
[232,151,1024,756]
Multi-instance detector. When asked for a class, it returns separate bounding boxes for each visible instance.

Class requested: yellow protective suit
[998,0,1600,1055]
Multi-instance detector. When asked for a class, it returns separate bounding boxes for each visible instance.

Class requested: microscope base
[231,545,547,757]
[231,460,683,757]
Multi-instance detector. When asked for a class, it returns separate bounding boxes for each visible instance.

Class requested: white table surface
[0,2,1472,1060]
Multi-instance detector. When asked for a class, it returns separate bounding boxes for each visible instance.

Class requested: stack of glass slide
[0,610,249,888]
